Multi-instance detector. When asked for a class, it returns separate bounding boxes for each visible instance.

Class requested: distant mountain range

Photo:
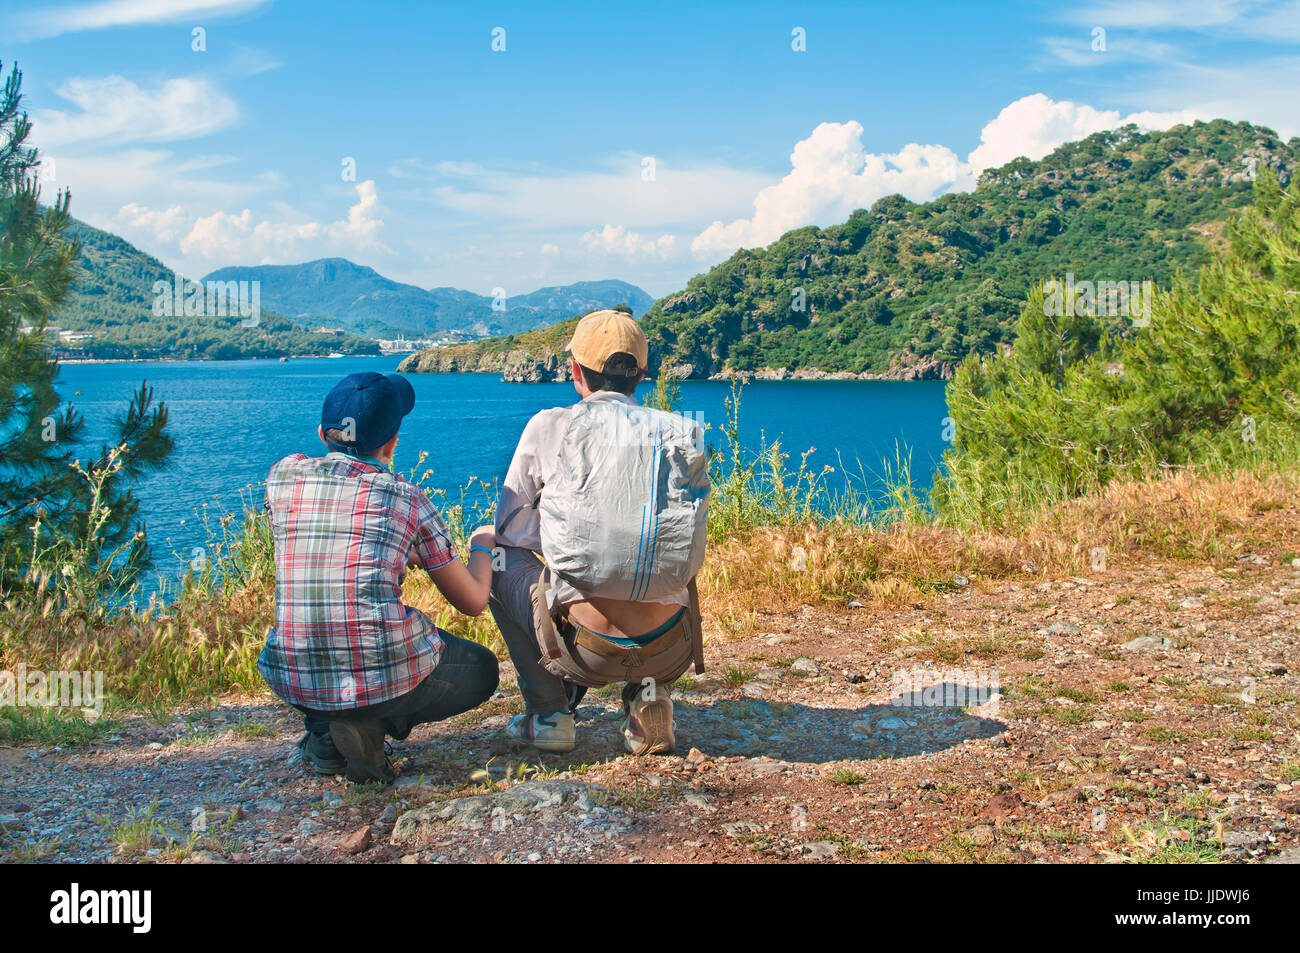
[49,220,380,360]
[47,222,653,358]
[200,259,653,336]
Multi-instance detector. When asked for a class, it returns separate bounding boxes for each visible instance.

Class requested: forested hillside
[403,120,1297,381]
[49,221,379,359]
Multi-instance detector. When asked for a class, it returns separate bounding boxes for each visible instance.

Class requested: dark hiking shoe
[327,718,395,784]
[296,731,345,775]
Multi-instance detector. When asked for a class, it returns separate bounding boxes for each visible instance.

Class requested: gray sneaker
[506,711,576,753]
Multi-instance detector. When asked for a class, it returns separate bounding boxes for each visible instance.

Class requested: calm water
[56,356,951,590]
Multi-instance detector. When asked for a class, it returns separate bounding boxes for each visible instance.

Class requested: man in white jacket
[490,310,702,755]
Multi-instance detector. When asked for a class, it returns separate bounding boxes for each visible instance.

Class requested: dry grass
[6,466,1295,706]
[698,467,1300,623]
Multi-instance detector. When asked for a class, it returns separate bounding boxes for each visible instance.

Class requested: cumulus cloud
[113,203,190,243]
[580,224,677,258]
[967,93,1202,172]
[34,75,238,149]
[539,242,560,255]
[176,180,387,265]
[691,123,967,256]
[693,94,1207,257]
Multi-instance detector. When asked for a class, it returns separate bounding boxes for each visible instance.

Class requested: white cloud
[691,123,967,256]
[692,94,1208,257]
[539,242,560,255]
[967,93,1202,172]
[1060,0,1265,30]
[580,225,676,258]
[1118,55,1300,138]
[10,0,270,41]
[1038,33,1185,67]
[175,180,388,266]
[113,202,190,243]
[34,75,238,149]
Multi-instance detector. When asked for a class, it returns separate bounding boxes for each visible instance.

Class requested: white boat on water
[327,351,344,358]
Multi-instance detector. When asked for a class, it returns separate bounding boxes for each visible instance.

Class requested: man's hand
[469,524,496,552]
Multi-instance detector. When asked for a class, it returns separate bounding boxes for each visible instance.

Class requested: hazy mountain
[201,259,653,336]
[49,221,379,359]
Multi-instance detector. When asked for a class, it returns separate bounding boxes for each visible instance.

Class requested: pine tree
[0,60,172,595]
[935,168,1300,523]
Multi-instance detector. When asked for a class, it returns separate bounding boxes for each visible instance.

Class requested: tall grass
[5,379,1296,708]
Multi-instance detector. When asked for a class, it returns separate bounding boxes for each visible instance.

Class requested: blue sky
[3,0,1299,297]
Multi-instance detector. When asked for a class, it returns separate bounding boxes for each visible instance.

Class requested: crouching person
[489,310,709,755]
[258,372,499,783]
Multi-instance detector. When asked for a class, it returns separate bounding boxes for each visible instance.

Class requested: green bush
[934,170,1300,524]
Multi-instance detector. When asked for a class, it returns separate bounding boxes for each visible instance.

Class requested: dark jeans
[298,632,499,741]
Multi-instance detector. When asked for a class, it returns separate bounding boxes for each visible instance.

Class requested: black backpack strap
[688,577,705,674]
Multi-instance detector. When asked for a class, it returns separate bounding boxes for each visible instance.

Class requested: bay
[56,355,951,591]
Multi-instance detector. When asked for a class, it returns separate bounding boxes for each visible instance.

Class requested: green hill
[401,119,1298,381]
[49,220,379,359]
[46,223,654,359]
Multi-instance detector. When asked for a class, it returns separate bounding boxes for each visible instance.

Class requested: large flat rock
[391,779,608,844]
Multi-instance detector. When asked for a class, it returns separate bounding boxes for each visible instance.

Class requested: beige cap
[565,309,648,373]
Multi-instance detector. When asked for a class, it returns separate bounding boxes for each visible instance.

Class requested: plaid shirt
[257,452,458,710]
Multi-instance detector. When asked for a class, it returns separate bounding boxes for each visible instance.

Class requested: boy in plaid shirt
[258,372,498,782]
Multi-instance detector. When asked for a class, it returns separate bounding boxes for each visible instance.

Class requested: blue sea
[56,356,951,591]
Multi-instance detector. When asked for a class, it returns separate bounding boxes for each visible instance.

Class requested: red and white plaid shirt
[257,453,458,710]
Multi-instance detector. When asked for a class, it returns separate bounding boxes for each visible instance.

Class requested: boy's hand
[429,524,497,617]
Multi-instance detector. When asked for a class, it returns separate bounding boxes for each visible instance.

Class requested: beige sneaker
[621,683,675,755]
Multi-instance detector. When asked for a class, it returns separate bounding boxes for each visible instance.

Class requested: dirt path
[4,556,1298,864]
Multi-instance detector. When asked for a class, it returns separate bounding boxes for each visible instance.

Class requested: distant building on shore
[376,335,441,354]
[18,325,93,344]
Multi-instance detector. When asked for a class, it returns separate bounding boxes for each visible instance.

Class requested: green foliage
[0,706,119,747]
[431,120,1293,380]
[50,225,382,359]
[935,169,1300,522]
[0,60,173,595]
[644,363,681,412]
[645,121,1293,378]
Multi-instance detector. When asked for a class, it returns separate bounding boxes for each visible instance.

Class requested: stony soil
[3,555,1299,864]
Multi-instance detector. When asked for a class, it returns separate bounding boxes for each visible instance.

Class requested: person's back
[258,372,500,783]
[262,451,452,710]
[490,310,708,755]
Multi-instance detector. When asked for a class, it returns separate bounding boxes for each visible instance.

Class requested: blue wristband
[469,545,494,558]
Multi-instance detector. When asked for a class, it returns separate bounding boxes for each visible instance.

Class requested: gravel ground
[3,556,1298,864]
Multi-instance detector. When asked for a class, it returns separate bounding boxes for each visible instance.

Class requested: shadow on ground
[396,683,1006,773]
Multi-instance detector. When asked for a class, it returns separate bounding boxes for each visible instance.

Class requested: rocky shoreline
[396,347,955,383]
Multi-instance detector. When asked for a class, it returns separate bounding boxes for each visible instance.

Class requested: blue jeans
[297,631,499,740]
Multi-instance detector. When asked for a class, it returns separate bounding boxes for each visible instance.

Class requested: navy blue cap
[320,372,415,454]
